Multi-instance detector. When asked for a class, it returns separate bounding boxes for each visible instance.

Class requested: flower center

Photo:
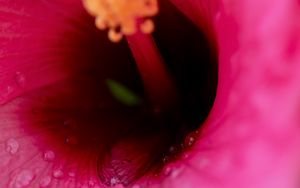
[18,0,218,187]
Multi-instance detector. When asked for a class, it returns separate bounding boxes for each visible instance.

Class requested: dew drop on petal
[5,138,19,154]
[182,153,189,159]
[43,150,55,162]
[168,145,181,155]
[169,146,176,153]
[188,137,195,146]
[39,176,52,187]
[169,167,182,178]
[162,156,170,163]
[9,169,34,188]
[52,169,64,178]
[164,165,183,179]
[164,166,173,176]
[184,135,196,147]
[14,72,26,88]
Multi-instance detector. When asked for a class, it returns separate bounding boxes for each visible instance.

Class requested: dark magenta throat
[19,1,218,186]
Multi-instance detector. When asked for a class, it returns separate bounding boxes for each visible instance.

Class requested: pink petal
[1,0,300,188]
[163,0,300,188]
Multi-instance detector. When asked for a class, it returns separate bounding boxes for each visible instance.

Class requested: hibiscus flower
[1,0,300,188]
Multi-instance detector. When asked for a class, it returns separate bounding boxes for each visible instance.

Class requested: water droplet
[182,153,189,159]
[9,169,34,188]
[164,167,172,175]
[184,132,197,147]
[168,145,181,155]
[169,167,182,178]
[52,169,64,178]
[110,177,120,186]
[162,156,169,163]
[43,150,55,162]
[5,138,19,154]
[39,176,52,187]
[164,165,183,179]
[65,135,78,145]
[187,137,195,146]
[169,146,176,153]
[15,72,26,88]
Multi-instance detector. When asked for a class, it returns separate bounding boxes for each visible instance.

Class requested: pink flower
[1,0,300,188]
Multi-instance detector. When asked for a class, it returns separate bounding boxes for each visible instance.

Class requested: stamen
[83,0,159,42]
[140,19,155,34]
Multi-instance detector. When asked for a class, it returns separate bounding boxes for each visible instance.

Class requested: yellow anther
[95,17,106,30]
[140,19,154,34]
[108,29,123,43]
[121,19,136,35]
[83,0,159,42]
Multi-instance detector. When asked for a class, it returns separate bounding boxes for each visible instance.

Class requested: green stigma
[106,79,141,106]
